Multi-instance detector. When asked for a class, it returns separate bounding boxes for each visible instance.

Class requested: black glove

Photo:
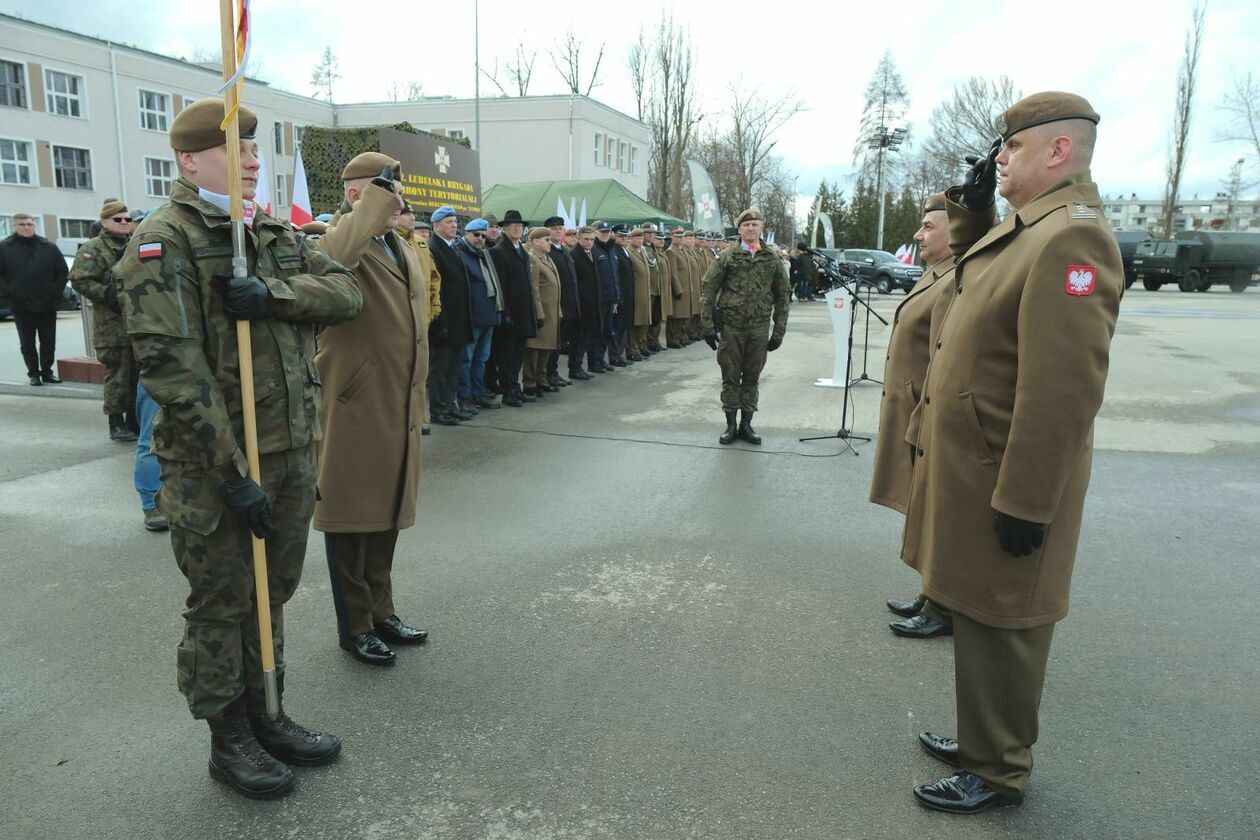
[536,317,545,329]
[672,291,683,301]
[220,274,271,320]
[220,477,276,541]
[961,138,1002,211]
[428,314,449,343]
[993,510,1046,557]
[370,164,396,192]
[766,336,782,352]
[703,333,719,351]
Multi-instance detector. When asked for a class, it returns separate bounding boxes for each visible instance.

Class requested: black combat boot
[719,411,738,445]
[207,698,295,799]
[125,410,140,434]
[247,677,342,767]
[738,410,761,445]
[109,414,138,442]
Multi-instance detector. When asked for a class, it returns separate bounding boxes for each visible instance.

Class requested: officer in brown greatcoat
[901,92,1123,814]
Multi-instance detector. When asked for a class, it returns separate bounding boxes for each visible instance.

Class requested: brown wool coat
[313,186,428,532]
[687,248,705,313]
[901,172,1123,629]
[869,257,956,513]
[629,246,652,326]
[526,249,561,350]
[667,249,693,317]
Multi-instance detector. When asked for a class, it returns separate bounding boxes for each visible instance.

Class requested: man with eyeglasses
[0,213,69,386]
[70,200,141,441]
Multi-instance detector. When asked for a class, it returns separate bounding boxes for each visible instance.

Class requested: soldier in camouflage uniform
[69,199,139,442]
[700,208,790,446]
[115,99,363,800]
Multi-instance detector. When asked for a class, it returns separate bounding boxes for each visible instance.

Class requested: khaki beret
[997,91,1099,141]
[170,99,258,152]
[341,151,401,182]
[924,193,948,213]
[736,207,764,225]
[99,200,127,220]
[299,220,329,235]
[528,226,551,241]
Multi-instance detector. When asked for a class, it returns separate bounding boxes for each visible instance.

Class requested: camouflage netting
[300,123,471,217]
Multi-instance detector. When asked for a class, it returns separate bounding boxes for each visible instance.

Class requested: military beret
[924,193,948,213]
[341,151,401,182]
[465,218,489,232]
[543,216,565,227]
[997,91,1099,141]
[315,213,334,223]
[431,206,456,222]
[528,226,551,241]
[299,220,328,235]
[484,214,500,226]
[99,200,127,220]
[169,99,257,152]
[736,208,764,225]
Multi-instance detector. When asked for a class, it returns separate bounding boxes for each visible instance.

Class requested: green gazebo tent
[481,179,690,229]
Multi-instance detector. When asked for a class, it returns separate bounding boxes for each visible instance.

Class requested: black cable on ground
[456,422,856,458]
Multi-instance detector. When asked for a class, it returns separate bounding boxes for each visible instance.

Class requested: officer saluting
[699,208,790,445]
[901,92,1123,814]
[115,99,363,799]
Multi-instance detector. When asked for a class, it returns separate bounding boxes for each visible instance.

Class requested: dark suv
[840,249,923,294]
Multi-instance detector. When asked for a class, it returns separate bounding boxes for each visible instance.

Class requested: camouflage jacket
[69,231,131,348]
[700,242,790,338]
[116,177,362,477]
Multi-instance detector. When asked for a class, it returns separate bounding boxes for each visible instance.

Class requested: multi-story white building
[1104,193,1260,234]
[0,13,649,254]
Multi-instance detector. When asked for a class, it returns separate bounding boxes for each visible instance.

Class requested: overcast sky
[4,0,1256,208]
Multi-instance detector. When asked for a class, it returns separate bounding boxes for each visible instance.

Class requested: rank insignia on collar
[1066,264,1097,296]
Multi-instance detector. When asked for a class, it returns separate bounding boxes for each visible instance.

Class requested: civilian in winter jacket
[426,207,473,425]
[570,227,602,376]
[0,214,68,385]
[489,210,541,405]
[546,216,582,383]
[455,219,503,410]
[589,223,622,371]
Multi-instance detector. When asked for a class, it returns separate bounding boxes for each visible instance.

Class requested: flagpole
[219,0,279,720]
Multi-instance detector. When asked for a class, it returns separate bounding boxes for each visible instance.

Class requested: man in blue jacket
[589,222,622,373]
[455,219,504,411]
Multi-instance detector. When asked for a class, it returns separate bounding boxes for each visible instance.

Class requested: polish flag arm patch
[1065,264,1097,296]
[137,242,163,261]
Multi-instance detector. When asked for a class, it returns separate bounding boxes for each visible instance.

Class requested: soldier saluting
[115,99,362,799]
[699,208,790,445]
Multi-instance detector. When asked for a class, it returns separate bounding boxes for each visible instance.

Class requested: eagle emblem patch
[1065,265,1097,296]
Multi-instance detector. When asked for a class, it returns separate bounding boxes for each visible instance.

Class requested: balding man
[902,92,1123,814]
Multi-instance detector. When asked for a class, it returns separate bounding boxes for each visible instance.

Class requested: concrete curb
[0,380,102,400]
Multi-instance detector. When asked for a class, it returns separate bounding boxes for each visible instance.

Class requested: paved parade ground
[1,288,1258,839]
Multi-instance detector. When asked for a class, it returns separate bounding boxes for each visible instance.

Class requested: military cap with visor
[169,98,257,152]
[996,91,1099,141]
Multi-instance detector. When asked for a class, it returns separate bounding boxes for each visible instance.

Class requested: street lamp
[868,125,907,250]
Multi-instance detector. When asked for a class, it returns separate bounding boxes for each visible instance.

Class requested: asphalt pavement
[1,287,1258,839]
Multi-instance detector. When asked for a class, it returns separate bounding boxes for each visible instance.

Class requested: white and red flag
[289,145,313,227]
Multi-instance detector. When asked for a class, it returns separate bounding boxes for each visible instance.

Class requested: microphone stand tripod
[849,279,888,387]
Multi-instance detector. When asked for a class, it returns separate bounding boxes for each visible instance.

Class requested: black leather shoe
[39,370,61,384]
[548,374,569,387]
[453,408,477,421]
[502,394,523,407]
[610,358,627,367]
[250,710,342,767]
[29,374,42,386]
[518,390,537,402]
[109,414,139,442]
[375,615,428,645]
[207,700,294,799]
[459,399,481,414]
[477,395,502,409]
[913,771,1023,814]
[433,413,460,426]
[339,633,396,666]
[570,369,592,381]
[918,731,961,766]
[667,342,682,349]
[887,595,927,617]
[890,612,952,638]
[542,383,559,393]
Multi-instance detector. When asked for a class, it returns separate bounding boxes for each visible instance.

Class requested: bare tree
[1219,71,1260,166]
[478,61,510,97]
[310,46,340,103]
[550,27,605,96]
[721,84,804,216]
[506,43,537,97]
[645,17,699,217]
[386,81,425,102]
[921,76,1020,182]
[1160,2,1206,237]
[627,26,652,121]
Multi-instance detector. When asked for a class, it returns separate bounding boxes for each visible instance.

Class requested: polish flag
[289,146,313,227]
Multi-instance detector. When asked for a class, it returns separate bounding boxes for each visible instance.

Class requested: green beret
[924,193,947,213]
[99,200,127,220]
[997,91,1099,141]
[736,207,764,225]
[169,99,258,152]
[341,151,401,182]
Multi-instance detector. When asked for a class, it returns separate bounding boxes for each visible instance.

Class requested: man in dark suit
[489,210,540,405]
[570,226,603,375]
[426,206,474,426]
[545,215,581,384]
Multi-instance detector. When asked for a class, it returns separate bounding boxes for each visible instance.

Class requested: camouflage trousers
[96,345,138,416]
[716,327,769,413]
[159,446,317,719]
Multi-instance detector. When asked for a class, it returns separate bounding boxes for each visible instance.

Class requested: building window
[1134,217,1146,226]
[45,69,85,117]
[0,59,26,108]
[139,89,169,132]
[448,129,465,140]
[273,121,284,155]
[294,124,305,148]
[59,218,95,240]
[618,142,627,172]
[629,146,638,176]
[53,145,93,190]
[0,137,34,185]
[606,137,616,168]
[145,157,174,198]
[594,132,604,166]
[275,173,289,207]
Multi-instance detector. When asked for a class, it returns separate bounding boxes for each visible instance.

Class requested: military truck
[1131,231,1260,293]
[1113,230,1150,289]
